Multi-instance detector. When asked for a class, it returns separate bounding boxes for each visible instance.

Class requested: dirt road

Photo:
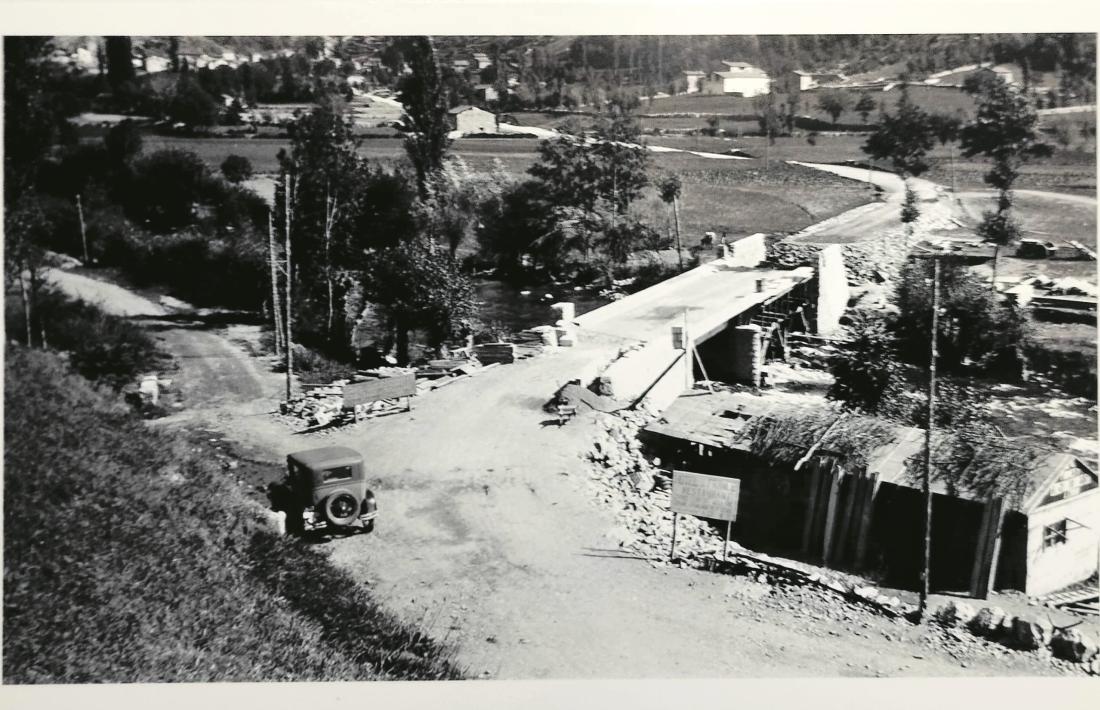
[53,233,1085,678]
[169,331,1076,679]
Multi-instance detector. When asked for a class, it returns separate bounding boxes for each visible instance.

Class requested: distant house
[925,62,1017,88]
[452,59,471,73]
[474,84,499,102]
[708,61,771,97]
[470,52,492,70]
[791,70,846,91]
[346,74,368,88]
[143,55,172,74]
[682,70,706,94]
[447,105,497,134]
[643,390,1100,599]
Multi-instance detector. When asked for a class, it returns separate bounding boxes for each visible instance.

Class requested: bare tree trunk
[672,195,683,270]
[284,174,294,401]
[19,267,32,346]
[267,209,284,356]
[323,184,339,342]
[949,143,957,193]
[76,194,89,264]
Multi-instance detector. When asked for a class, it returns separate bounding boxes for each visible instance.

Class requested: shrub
[3,346,463,682]
[4,287,166,390]
[220,154,254,184]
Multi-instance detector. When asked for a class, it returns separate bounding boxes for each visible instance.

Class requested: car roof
[287,446,364,470]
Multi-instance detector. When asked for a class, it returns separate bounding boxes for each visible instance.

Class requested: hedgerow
[3,346,463,682]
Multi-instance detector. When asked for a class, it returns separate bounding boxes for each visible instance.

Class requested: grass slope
[3,346,463,683]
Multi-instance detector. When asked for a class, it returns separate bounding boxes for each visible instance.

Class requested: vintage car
[273,446,377,534]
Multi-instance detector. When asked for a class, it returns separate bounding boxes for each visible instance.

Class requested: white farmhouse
[682,70,706,94]
[709,61,771,97]
[447,105,498,135]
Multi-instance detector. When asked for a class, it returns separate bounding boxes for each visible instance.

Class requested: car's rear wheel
[324,492,360,526]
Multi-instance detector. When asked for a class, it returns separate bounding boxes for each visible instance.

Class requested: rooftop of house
[714,67,770,80]
[448,105,494,115]
[644,390,1094,512]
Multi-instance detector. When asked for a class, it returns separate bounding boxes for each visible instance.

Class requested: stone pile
[279,381,350,428]
[931,599,1100,672]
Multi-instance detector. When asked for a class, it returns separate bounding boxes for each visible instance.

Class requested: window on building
[1042,519,1068,549]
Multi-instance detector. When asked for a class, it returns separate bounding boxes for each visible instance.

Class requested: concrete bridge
[563,233,848,411]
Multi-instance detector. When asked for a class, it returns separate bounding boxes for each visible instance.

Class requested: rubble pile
[279,381,350,428]
[768,235,909,285]
[929,600,1100,672]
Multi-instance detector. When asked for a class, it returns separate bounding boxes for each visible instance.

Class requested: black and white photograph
[2,1,1098,703]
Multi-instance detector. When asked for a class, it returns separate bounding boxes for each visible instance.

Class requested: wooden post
[853,473,880,570]
[801,461,823,555]
[267,208,284,356]
[723,520,732,561]
[970,497,1006,599]
[919,256,942,621]
[284,173,295,402]
[835,470,860,567]
[983,498,1006,598]
[75,194,89,264]
[669,513,679,562]
[821,466,843,566]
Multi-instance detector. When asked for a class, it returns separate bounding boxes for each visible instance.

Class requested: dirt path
[45,267,168,317]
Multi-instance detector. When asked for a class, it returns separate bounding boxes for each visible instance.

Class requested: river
[472,280,610,332]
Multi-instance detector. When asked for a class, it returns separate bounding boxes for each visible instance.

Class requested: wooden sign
[343,374,416,408]
[671,470,741,522]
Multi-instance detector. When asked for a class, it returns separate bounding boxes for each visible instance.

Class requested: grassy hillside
[3,346,463,683]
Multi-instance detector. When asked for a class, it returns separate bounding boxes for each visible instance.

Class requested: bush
[4,287,166,390]
[3,346,463,682]
[220,154,254,184]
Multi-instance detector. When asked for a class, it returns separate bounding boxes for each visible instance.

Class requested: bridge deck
[576,260,814,345]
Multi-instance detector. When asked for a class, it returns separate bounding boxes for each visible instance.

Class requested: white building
[682,70,706,94]
[447,105,498,135]
[710,61,771,97]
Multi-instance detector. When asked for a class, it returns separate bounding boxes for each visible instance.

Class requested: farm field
[141,132,877,243]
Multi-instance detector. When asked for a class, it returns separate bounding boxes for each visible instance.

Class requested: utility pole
[284,173,295,402]
[267,208,284,356]
[75,194,89,264]
[919,255,942,621]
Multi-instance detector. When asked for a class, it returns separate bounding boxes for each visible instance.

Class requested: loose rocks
[1011,615,1054,651]
[968,606,1007,637]
[1050,627,1099,664]
[933,601,976,629]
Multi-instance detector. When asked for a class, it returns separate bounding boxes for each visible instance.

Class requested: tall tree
[657,174,684,269]
[104,36,136,90]
[396,36,452,197]
[929,112,963,192]
[959,78,1052,244]
[817,90,849,126]
[854,93,876,124]
[862,85,935,236]
[278,100,372,348]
